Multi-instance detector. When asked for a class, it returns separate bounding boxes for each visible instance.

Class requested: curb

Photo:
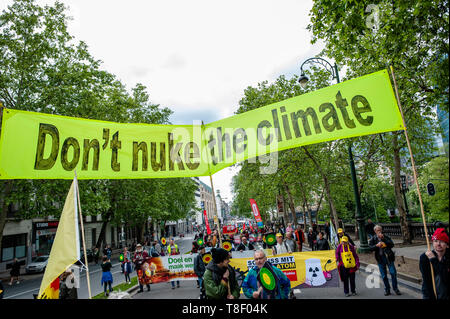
[126,284,140,296]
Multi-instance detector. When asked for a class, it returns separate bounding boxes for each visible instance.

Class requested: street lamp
[299,57,370,252]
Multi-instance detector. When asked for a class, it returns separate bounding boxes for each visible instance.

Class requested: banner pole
[389,65,437,298]
[201,121,223,247]
[74,171,92,299]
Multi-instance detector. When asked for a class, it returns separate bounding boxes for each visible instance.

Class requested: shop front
[32,221,59,257]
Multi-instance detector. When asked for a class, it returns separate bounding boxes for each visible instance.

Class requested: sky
[1,0,324,203]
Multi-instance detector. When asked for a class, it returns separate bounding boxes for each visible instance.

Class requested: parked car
[25,255,49,274]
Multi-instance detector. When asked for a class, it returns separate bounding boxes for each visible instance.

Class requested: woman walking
[101,256,113,297]
[335,236,359,297]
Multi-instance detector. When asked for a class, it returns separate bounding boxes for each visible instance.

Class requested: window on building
[1,233,27,262]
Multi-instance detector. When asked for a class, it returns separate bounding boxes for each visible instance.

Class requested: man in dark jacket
[419,228,449,300]
[203,248,240,299]
[194,246,206,289]
[317,232,330,251]
[236,236,254,252]
[368,225,401,296]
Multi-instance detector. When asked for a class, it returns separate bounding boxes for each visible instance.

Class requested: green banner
[0,69,403,179]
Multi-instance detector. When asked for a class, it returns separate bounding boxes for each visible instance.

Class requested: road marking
[5,263,122,299]
[4,287,40,299]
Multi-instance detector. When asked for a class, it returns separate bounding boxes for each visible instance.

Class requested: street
[1,235,422,299]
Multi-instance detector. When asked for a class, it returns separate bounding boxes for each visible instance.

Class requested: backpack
[341,244,356,269]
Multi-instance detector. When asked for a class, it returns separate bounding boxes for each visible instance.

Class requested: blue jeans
[197,277,203,289]
[378,254,398,291]
[103,281,112,293]
[171,280,180,288]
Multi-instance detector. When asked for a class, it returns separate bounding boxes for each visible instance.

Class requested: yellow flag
[37,178,80,299]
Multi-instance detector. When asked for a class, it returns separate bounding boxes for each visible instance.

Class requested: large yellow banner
[230,251,339,289]
[0,69,403,179]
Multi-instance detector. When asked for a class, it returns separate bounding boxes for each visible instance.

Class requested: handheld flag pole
[389,65,437,299]
[74,171,92,299]
[201,121,223,247]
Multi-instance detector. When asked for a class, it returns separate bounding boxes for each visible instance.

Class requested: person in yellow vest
[335,236,360,297]
[168,239,180,289]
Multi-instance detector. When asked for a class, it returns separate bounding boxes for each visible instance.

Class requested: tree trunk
[392,133,412,244]
[298,181,313,229]
[302,147,340,231]
[0,180,13,253]
[95,215,110,250]
[315,188,325,223]
[301,201,307,229]
[283,181,298,226]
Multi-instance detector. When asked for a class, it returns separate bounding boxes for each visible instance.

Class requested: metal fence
[330,222,449,240]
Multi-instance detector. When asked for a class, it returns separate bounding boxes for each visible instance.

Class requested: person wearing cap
[272,233,291,255]
[194,246,206,289]
[419,227,449,299]
[335,235,359,297]
[203,248,240,299]
[368,225,401,296]
[337,228,355,246]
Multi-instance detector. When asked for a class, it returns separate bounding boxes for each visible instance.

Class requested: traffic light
[427,183,436,196]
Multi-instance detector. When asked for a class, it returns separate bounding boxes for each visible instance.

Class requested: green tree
[307,0,448,243]
[408,156,449,222]
[0,0,193,252]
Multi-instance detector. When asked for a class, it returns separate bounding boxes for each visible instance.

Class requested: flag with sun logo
[257,262,280,298]
[202,253,212,265]
[37,178,81,299]
[222,240,233,252]
[263,233,277,247]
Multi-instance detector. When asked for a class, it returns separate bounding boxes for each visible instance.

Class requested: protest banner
[230,251,339,289]
[144,250,337,290]
[249,198,264,229]
[0,70,403,179]
[146,254,198,283]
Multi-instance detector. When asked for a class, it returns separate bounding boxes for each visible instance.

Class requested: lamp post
[299,57,370,252]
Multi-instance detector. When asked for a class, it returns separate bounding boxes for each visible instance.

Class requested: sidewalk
[307,237,427,293]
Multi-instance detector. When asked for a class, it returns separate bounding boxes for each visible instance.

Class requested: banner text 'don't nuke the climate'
[0,69,404,179]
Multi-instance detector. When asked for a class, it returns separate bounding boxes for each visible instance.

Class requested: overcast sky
[1,0,324,203]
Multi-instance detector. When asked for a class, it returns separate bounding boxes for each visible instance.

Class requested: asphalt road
[132,268,422,300]
[132,237,422,300]
[2,235,422,300]
[2,235,194,299]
